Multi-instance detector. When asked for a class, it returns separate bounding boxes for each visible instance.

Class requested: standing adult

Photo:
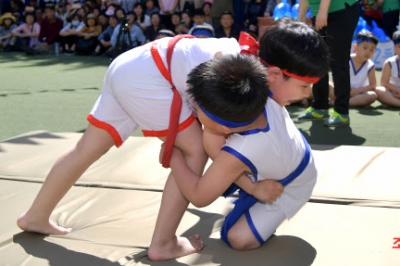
[297,0,359,127]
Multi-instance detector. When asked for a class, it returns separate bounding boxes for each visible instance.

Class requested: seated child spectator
[59,13,85,54]
[93,14,119,56]
[32,4,63,55]
[375,30,400,108]
[97,13,109,32]
[0,12,18,51]
[35,7,44,23]
[191,8,213,31]
[76,13,102,55]
[329,31,378,108]
[11,12,40,51]
[145,12,166,43]
[179,9,194,34]
[145,0,160,16]
[202,1,212,25]
[167,19,330,250]
[170,11,182,34]
[134,2,151,33]
[214,10,240,40]
[189,24,214,38]
[56,1,68,26]
[110,11,146,59]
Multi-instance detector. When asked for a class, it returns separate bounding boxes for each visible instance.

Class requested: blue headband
[356,37,377,44]
[394,39,400,45]
[192,29,214,38]
[199,105,259,128]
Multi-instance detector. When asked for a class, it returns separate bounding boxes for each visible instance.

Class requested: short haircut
[220,10,234,19]
[187,54,268,123]
[259,18,329,79]
[193,8,205,17]
[356,30,378,45]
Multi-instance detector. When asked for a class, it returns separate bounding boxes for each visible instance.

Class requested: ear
[353,43,358,53]
[266,66,282,82]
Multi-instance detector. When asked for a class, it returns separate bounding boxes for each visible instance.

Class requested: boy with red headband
[166,18,329,250]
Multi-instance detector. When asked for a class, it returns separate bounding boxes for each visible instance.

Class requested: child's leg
[17,124,115,235]
[227,203,286,250]
[376,86,400,108]
[349,91,377,107]
[148,121,208,261]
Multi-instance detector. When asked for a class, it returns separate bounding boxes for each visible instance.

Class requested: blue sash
[220,134,311,246]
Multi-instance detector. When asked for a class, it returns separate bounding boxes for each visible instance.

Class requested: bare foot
[17,212,72,235]
[147,234,203,261]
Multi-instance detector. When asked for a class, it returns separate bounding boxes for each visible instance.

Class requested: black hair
[392,30,400,42]
[193,8,205,17]
[187,54,268,122]
[150,11,160,19]
[202,2,212,9]
[220,10,234,19]
[356,30,378,45]
[133,2,145,23]
[259,18,329,79]
[24,12,36,22]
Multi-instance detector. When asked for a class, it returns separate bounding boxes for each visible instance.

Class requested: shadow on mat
[207,235,316,266]
[0,131,65,146]
[13,232,119,266]
[300,121,366,148]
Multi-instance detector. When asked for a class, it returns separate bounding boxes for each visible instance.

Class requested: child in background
[375,30,400,108]
[329,30,378,108]
[167,19,330,250]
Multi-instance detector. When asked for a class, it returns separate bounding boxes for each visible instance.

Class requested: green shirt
[382,0,400,13]
[308,0,358,16]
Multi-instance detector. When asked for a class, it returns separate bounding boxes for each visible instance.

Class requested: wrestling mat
[1,131,399,266]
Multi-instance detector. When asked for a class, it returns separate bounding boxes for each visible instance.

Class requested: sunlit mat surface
[1,131,400,265]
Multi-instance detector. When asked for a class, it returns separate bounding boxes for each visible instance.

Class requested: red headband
[238,31,320,84]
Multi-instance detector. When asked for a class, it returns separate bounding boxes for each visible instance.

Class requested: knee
[227,228,261,251]
[369,91,378,102]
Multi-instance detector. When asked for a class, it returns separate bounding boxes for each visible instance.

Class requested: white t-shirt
[387,55,400,87]
[349,55,375,89]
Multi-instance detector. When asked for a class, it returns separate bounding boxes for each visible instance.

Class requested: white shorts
[88,45,195,147]
[247,202,286,243]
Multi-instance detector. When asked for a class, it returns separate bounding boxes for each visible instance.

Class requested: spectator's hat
[85,13,97,24]
[0,12,17,25]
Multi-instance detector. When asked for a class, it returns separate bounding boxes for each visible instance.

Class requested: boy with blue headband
[376,30,400,108]
[329,30,378,108]
[165,18,330,250]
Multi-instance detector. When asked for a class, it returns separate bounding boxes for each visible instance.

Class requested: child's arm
[169,146,283,208]
[381,60,400,95]
[203,130,284,203]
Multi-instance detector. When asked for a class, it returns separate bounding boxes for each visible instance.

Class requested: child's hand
[252,180,284,203]
[159,144,184,166]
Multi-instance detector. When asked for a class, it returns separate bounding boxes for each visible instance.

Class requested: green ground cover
[1,53,399,147]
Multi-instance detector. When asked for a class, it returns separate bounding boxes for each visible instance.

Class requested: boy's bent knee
[227,228,261,251]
